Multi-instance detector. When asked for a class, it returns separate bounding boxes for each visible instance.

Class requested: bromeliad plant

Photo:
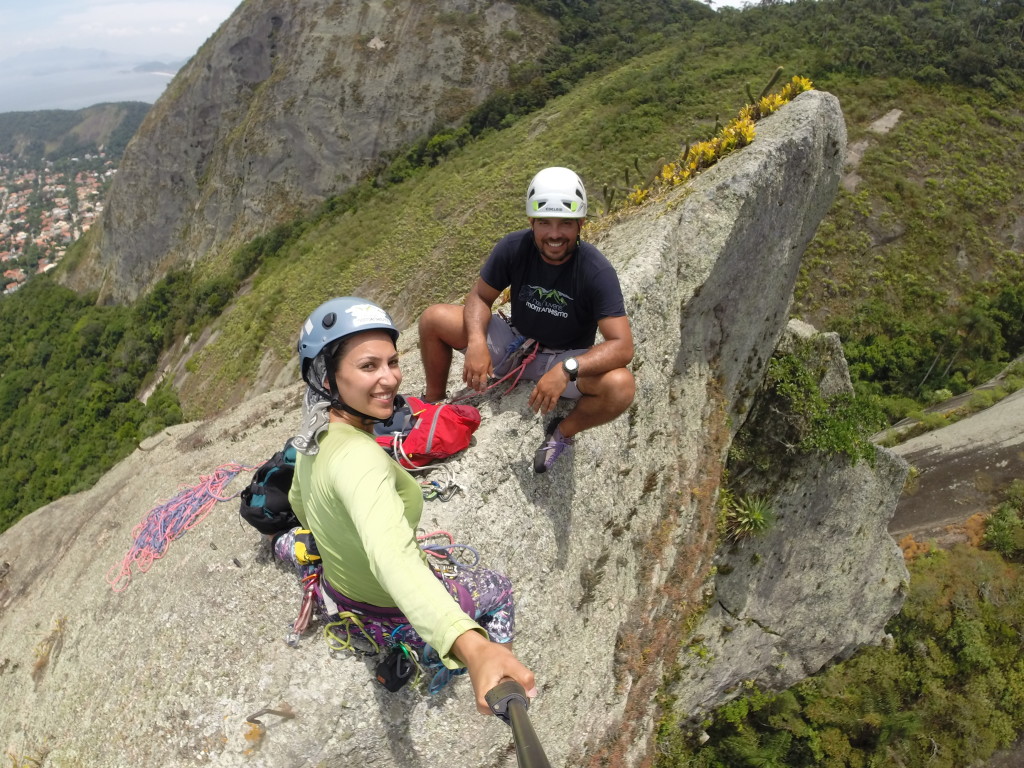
[625,72,814,207]
[719,486,775,542]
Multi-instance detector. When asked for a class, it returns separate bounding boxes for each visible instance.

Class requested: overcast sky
[7,0,242,61]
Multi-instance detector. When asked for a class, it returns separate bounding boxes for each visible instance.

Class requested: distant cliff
[63,0,552,303]
[0,92,908,767]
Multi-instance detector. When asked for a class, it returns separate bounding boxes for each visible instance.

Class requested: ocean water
[0,67,173,112]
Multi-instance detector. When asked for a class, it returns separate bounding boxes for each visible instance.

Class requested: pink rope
[451,340,538,402]
[105,462,255,593]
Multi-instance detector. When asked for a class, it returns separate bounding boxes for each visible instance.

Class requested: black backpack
[239,441,299,534]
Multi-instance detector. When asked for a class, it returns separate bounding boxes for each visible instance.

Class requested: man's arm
[528,314,634,414]
[574,314,634,377]
[463,278,500,345]
[463,278,502,389]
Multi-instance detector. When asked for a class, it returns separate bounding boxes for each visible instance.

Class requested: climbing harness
[288,532,478,649]
[494,335,540,394]
[106,462,253,592]
[276,530,483,696]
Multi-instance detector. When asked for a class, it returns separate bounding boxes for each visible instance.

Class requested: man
[418,166,635,474]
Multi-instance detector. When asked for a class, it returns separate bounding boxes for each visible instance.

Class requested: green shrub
[764,344,884,465]
[969,389,1001,409]
[909,410,949,430]
[1004,479,1024,510]
[874,394,922,422]
[1003,374,1024,393]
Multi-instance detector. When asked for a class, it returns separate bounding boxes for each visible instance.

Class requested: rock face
[889,385,1024,536]
[0,92,907,767]
[63,0,550,302]
[671,323,909,720]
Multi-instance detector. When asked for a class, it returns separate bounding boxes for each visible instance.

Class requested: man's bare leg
[558,367,635,438]
[534,366,635,473]
[418,304,469,402]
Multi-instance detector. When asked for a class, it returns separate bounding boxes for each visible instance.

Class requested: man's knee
[419,304,465,347]
[418,303,447,337]
[604,367,636,412]
[580,366,635,414]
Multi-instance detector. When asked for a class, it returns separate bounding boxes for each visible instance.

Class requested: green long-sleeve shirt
[288,422,482,667]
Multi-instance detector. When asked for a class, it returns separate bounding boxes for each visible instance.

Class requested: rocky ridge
[0,92,908,767]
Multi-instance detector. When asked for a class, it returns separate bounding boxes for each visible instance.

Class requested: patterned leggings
[272,528,515,650]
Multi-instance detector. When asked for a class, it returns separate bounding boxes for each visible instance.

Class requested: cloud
[7,0,241,60]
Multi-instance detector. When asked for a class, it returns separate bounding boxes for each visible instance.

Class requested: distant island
[133,61,185,75]
[0,48,185,111]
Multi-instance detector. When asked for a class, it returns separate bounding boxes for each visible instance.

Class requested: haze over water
[3,0,241,112]
[0,64,175,112]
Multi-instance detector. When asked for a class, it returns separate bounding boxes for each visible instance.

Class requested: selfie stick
[486,680,552,768]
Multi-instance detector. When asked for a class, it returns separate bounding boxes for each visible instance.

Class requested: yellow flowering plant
[623,74,814,208]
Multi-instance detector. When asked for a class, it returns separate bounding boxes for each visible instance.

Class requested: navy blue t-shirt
[479,229,626,350]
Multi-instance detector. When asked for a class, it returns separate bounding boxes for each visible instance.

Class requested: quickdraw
[419,478,461,502]
[417,529,480,568]
[285,572,320,647]
[386,438,463,501]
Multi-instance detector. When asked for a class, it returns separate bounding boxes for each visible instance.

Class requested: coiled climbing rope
[105,462,253,593]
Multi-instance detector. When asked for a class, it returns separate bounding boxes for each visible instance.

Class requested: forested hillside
[0,102,149,162]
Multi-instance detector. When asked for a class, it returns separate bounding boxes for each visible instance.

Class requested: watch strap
[562,357,579,381]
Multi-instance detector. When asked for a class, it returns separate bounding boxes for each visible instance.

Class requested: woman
[280,296,535,714]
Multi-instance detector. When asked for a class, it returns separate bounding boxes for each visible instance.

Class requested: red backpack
[374,395,481,468]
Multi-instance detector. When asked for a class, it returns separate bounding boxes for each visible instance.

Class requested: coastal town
[0,152,114,294]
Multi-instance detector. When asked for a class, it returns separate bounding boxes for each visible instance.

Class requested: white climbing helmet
[525,166,588,219]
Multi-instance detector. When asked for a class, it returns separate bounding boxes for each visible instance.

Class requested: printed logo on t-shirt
[520,284,572,319]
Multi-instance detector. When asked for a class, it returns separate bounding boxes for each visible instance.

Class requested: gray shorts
[480,314,586,400]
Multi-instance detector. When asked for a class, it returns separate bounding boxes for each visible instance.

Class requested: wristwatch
[561,357,579,382]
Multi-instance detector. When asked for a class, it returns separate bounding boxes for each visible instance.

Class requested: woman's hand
[452,630,537,715]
